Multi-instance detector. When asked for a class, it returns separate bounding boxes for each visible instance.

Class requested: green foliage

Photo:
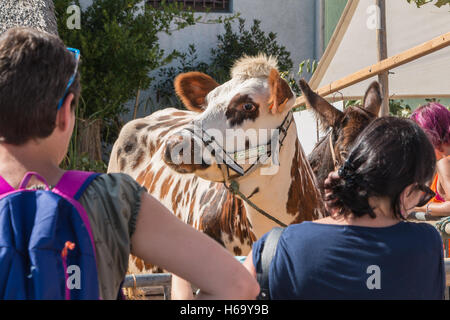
[59,100,108,172]
[389,99,412,117]
[154,18,294,107]
[154,44,210,108]
[209,18,293,79]
[61,152,108,172]
[344,99,361,109]
[298,59,318,76]
[406,0,450,8]
[54,0,235,170]
[55,0,215,120]
[289,59,319,112]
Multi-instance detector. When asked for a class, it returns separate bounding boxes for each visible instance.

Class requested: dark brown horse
[299,79,382,193]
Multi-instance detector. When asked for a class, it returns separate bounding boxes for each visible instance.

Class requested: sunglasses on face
[414,183,436,208]
[57,47,80,110]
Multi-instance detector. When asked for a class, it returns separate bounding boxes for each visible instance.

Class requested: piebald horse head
[164,55,296,183]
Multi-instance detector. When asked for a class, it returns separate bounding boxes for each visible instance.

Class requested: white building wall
[78,0,318,119]
[156,0,316,72]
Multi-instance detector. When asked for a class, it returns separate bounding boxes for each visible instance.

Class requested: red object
[61,241,76,258]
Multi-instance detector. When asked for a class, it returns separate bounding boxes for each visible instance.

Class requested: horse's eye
[242,103,255,112]
[340,151,348,159]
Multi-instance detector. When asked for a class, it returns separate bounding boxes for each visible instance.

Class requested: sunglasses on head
[414,183,436,208]
[57,47,80,110]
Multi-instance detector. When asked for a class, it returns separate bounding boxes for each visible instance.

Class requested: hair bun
[338,160,358,188]
[323,171,347,215]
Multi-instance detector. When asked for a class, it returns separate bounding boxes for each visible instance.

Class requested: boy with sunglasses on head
[0,27,259,300]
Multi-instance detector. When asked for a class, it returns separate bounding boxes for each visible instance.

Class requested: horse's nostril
[164,134,192,165]
[164,143,174,164]
[165,136,183,163]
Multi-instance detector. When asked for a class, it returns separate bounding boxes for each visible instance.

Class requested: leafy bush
[154,44,210,108]
[154,18,294,107]
[55,0,210,121]
[389,99,412,117]
[209,18,293,79]
[54,0,235,169]
[62,152,108,172]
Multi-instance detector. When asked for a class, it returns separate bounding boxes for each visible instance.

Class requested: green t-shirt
[77,173,146,299]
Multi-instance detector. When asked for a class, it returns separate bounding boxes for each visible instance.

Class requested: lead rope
[224,180,288,228]
[218,111,294,228]
[329,133,339,171]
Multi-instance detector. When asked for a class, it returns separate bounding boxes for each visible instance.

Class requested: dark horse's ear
[299,79,344,131]
[363,81,382,116]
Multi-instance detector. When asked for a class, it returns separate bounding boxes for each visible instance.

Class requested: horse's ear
[174,72,220,112]
[299,79,343,130]
[363,81,382,116]
[268,69,294,114]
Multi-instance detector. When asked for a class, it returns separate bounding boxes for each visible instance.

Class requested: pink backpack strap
[52,170,101,267]
[53,170,100,200]
[0,176,15,195]
[19,172,50,190]
[0,171,51,195]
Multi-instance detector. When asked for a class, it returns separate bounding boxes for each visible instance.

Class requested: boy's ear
[56,93,75,131]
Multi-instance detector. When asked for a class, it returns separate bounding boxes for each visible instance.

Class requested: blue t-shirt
[253,221,445,300]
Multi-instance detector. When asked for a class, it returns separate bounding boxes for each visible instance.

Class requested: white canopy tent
[307,0,450,101]
[293,0,449,154]
[295,102,344,156]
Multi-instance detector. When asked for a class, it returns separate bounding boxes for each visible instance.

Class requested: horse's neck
[237,120,324,238]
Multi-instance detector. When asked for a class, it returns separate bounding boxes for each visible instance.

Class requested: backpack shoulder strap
[257,226,284,300]
[0,176,15,195]
[54,170,101,200]
[53,171,101,262]
[0,172,51,196]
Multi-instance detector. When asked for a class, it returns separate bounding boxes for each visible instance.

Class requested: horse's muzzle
[163,133,210,173]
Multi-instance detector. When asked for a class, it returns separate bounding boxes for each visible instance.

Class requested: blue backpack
[0,171,101,300]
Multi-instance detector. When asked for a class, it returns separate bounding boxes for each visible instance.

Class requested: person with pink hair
[410,102,450,216]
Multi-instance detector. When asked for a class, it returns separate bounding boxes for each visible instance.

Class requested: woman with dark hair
[243,117,446,299]
[410,102,450,216]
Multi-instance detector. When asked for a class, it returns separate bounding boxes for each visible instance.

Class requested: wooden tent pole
[376,0,389,116]
[294,31,450,108]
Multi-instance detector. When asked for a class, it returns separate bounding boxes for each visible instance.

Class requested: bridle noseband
[180,110,295,227]
[181,109,294,180]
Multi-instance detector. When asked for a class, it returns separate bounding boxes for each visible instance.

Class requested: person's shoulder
[402,220,437,232]
[83,172,147,201]
[437,156,450,174]
[402,221,443,244]
[278,222,331,245]
[79,172,147,237]
[91,172,144,189]
[285,221,323,230]
[284,221,337,234]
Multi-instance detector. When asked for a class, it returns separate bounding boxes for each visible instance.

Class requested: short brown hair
[0,27,81,145]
